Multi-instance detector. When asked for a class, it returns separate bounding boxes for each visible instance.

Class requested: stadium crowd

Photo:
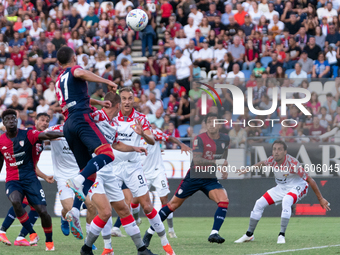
[0,0,340,147]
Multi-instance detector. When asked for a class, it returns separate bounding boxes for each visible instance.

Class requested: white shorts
[146,171,170,198]
[265,182,309,205]
[57,181,74,201]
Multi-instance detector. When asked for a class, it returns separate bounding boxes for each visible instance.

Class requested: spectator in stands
[221,4,232,26]
[178,94,191,125]
[279,126,295,142]
[229,123,247,148]
[189,5,203,27]
[309,116,326,142]
[317,2,337,22]
[83,6,99,29]
[267,52,282,76]
[166,14,181,38]
[234,3,248,26]
[146,91,163,114]
[229,36,245,68]
[289,63,307,86]
[33,57,47,78]
[315,26,325,49]
[162,65,177,98]
[225,16,240,37]
[34,32,50,52]
[118,59,133,87]
[196,39,213,73]
[175,49,192,92]
[13,70,24,88]
[199,17,211,38]
[17,80,33,106]
[323,93,337,116]
[175,29,190,50]
[0,80,17,107]
[227,63,245,82]
[183,17,198,41]
[298,51,313,76]
[76,0,90,19]
[312,52,330,78]
[165,122,180,148]
[36,97,49,114]
[11,45,24,67]
[148,108,164,129]
[303,37,321,60]
[243,40,259,72]
[172,81,186,97]
[241,14,255,38]
[166,93,179,117]
[69,7,82,31]
[325,23,340,49]
[269,14,284,42]
[8,95,24,111]
[43,42,57,72]
[318,106,332,129]
[90,87,104,109]
[306,92,321,115]
[28,45,43,66]
[145,80,161,100]
[51,30,66,52]
[253,79,267,107]
[29,21,44,39]
[140,56,160,86]
[183,40,199,63]
[116,46,133,66]
[115,0,134,18]
[43,81,55,105]
[165,39,181,65]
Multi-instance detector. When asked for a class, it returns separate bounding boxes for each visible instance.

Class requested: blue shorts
[175,175,224,199]
[6,178,47,206]
[122,182,128,190]
[64,112,109,169]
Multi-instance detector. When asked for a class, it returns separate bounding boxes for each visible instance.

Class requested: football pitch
[1,217,339,255]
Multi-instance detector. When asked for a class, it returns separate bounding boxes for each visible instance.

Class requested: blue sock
[1,206,17,231]
[114,217,122,228]
[73,179,94,210]
[19,210,39,237]
[80,154,113,179]
[212,202,228,232]
[150,205,173,231]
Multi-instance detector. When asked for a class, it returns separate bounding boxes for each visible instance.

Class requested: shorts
[6,178,47,206]
[57,181,74,201]
[64,112,109,170]
[122,182,128,190]
[265,183,309,205]
[146,171,170,198]
[175,174,224,199]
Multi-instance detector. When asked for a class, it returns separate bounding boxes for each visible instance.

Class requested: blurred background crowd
[0,0,340,148]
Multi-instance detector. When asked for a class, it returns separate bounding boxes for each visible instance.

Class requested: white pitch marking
[250,244,340,255]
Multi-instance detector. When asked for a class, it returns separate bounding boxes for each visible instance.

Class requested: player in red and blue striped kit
[143,112,230,246]
[0,109,64,251]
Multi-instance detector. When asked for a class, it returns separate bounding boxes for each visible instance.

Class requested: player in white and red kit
[235,140,331,244]
[130,124,191,239]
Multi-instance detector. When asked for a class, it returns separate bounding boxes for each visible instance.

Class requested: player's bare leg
[31,204,54,251]
[234,195,270,243]
[137,192,175,255]
[207,188,229,244]
[160,195,176,238]
[112,188,132,237]
[143,195,186,248]
[60,198,73,236]
[7,191,39,246]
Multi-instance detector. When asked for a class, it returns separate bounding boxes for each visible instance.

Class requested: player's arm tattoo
[193,152,216,166]
[38,131,64,141]
[0,153,3,173]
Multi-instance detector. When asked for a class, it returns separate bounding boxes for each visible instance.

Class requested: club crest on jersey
[92,182,99,189]
[221,143,225,149]
[130,124,136,129]
[19,141,24,147]
[178,189,183,195]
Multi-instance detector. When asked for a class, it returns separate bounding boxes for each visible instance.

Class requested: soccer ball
[126,9,148,31]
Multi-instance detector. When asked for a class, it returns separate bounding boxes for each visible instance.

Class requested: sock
[114,217,122,228]
[150,204,173,232]
[279,232,285,237]
[19,210,39,237]
[211,202,228,234]
[280,194,294,234]
[16,236,25,241]
[1,206,16,232]
[43,226,53,242]
[103,235,112,249]
[80,153,113,180]
[17,212,35,234]
[247,196,270,236]
[246,218,259,236]
[146,208,168,246]
[131,203,140,220]
[280,218,290,234]
[121,214,144,250]
[167,212,174,231]
[86,223,90,235]
[101,217,112,237]
[85,216,107,248]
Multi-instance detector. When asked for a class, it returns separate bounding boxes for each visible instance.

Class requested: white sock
[123,221,140,237]
[147,227,155,235]
[103,237,112,249]
[210,230,218,235]
[0,230,6,234]
[74,175,85,185]
[101,217,112,237]
[86,223,90,235]
[168,227,174,232]
[16,236,25,241]
[146,209,168,246]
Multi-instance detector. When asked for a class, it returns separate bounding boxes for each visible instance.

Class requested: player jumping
[143,112,230,246]
[234,140,331,244]
[0,113,54,246]
[129,123,191,238]
[0,109,64,251]
[55,46,117,202]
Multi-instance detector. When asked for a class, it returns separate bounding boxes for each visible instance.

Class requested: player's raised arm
[73,68,118,91]
[132,119,155,145]
[38,131,64,141]
[306,176,331,211]
[168,136,191,155]
[90,98,112,108]
[112,141,148,155]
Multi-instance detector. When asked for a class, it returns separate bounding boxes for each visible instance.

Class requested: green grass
[1,217,340,255]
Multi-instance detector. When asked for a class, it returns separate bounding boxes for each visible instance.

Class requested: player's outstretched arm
[38,131,64,141]
[306,176,331,211]
[90,98,112,108]
[36,166,54,183]
[112,141,148,155]
[73,68,118,91]
[168,136,191,155]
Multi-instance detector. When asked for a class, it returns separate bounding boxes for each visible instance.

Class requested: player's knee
[99,208,112,222]
[36,206,48,218]
[11,200,23,211]
[141,203,154,215]
[254,198,266,211]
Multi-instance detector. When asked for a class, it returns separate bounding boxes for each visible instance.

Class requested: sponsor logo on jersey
[178,189,183,195]
[10,160,23,167]
[118,132,134,137]
[13,151,25,158]
[2,146,7,150]
[4,152,12,160]
[221,143,225,149]
[6,189,9,194]
[206,144,211,147]
[19,141,24,147]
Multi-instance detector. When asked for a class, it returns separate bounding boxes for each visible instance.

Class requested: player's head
[104,91,121,117]
[2,109,18,132]
[35,112,50,131]
[57,46,76,67]
[272,140,287,162]
[204,112,219,135]
[119,87,134,115]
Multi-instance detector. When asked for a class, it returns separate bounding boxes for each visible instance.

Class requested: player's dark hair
[57,46,75,65]
[119,87,133,95]
[1,109,17,120]
[204,112,218,123]
[36,112,50,121]
[104,92,121,107]
[272,140,287,151]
